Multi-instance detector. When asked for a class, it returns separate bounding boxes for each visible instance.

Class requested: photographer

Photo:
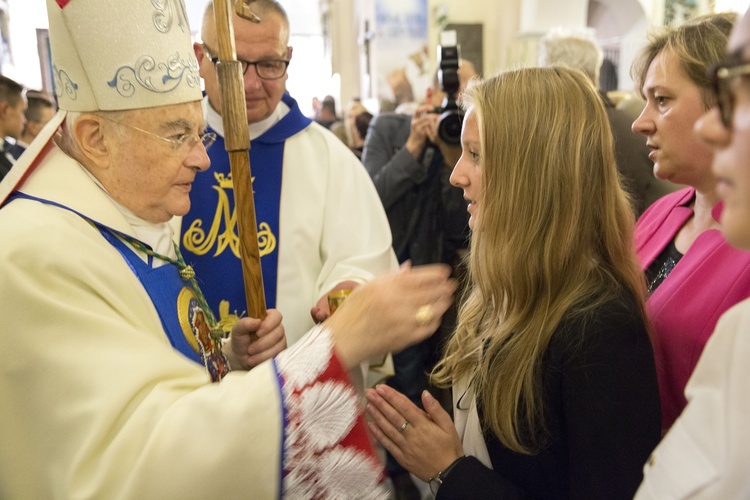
[363,59,476,269]
[362,56,476,495]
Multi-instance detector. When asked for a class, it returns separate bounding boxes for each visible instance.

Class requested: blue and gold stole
[7,192,228,382]
[181,94,311,332]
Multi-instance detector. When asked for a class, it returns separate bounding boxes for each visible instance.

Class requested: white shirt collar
[203,95,290,140]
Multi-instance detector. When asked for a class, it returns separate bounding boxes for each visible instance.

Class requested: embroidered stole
[181,94,311,327]
[8,192,228,382]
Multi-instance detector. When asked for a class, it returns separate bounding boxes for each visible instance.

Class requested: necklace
[110,230,225,341]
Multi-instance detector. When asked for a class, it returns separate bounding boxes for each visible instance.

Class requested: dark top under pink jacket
[635,187,750,430]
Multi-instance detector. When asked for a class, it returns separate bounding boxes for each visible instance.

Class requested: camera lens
[438,110,463,146]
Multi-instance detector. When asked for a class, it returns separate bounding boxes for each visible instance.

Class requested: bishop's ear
[72,114,112,169]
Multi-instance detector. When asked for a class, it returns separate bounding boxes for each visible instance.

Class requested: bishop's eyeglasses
[202,43,289,80]
[102,117,216,152]
[710,57,750,128]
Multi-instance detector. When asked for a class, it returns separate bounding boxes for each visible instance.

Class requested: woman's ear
[74,114,110,169]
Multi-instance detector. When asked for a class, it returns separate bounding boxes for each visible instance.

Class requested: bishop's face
[100,102,211,224]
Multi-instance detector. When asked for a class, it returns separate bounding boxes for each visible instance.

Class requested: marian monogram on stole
[182,172,276,259]
[181,172,276,332]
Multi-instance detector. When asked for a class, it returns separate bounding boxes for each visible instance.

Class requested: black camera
[436,31,462,146]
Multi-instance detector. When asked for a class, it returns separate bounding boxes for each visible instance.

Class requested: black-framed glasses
[710,59,750,128]
[203,43,289,80]
[103,117,216,152]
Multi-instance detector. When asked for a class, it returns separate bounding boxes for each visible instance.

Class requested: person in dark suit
[0,75,25,181]
[8,91,55,160]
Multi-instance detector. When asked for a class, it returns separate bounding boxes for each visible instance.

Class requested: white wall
[427,0,499,72]
[329,0,359,112]
[520,0,588,34]
[6,0,47,89]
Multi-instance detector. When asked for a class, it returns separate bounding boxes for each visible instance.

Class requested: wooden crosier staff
[211,0,266,322]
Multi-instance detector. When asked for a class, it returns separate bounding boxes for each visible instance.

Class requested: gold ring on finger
[415,304,434,327]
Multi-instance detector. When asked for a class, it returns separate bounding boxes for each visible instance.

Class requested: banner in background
[375,0,431,110]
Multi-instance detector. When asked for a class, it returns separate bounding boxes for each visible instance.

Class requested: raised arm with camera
[361,67,474,264]
[363,34,474,212]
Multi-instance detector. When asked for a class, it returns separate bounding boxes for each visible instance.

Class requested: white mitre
[0,0,202,201]
[49,0,201,111]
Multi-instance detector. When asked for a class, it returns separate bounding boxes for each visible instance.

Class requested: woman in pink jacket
[632,12,750,432]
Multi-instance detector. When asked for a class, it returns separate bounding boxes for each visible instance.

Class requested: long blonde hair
[432,67,646,454]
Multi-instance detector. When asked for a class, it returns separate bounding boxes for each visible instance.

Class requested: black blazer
[0,150,13,182]
[438,290,661,500]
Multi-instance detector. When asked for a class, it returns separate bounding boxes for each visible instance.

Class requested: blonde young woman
[366,67,662,499]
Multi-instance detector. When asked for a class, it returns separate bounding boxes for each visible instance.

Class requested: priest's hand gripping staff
[211,0,266,329]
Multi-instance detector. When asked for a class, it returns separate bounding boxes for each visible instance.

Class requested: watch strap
[428,455,466,495]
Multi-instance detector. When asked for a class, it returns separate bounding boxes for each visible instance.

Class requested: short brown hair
[25,93,55,123]
[631,12,736,108]
[0,75,24,107]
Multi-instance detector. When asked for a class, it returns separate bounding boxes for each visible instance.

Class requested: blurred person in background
[539,29,678,216]
[352,109,373,159]
[9,90,56,159]
[0,75,25,181]
[344,99,369,158]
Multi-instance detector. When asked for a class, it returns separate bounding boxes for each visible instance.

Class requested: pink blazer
[636,187,750,430]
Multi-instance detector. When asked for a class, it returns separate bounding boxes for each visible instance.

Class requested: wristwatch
[428,456,466,495]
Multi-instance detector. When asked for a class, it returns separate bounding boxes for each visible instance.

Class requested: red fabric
[286,351,385,468]
[284,353,386,500]
[56,0,71,8]
[314,352,383,464]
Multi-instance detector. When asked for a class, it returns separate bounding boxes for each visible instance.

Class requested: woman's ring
[399,421,409,432]
[415,305,434,327]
